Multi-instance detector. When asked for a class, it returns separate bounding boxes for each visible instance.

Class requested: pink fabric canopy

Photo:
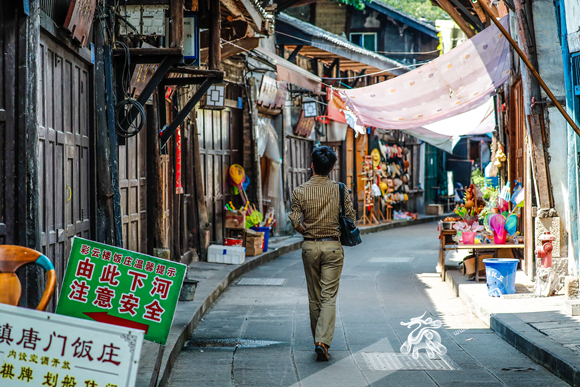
[339,16,510,130]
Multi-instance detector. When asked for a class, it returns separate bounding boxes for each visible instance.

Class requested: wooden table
[455,243,524,282]
[439,226,525,282]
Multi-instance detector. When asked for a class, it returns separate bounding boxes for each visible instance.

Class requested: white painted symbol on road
[400,312,447,360]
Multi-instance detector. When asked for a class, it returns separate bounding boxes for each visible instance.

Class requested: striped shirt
[289,175,356,239]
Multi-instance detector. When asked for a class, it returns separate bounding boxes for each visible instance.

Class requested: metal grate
[572,54,580,96]
[237,278,287,286]
[40,0,72,24]
[369,257,414,263]
[362,352,460,371]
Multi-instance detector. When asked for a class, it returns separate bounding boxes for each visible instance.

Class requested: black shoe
[315,342,329,361]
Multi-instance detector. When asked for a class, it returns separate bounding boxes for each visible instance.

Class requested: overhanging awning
[254,46,322,94]
[276,13,408,77]
[340,16,510,130]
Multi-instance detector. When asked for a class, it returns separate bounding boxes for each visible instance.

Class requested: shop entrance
[38,34,92,309]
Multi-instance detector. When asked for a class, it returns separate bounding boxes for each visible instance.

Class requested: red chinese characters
[143,300,165,322]
[144,262,155,273]
[127,270,147,292]
[155,264,166,275]
[166,267,176,277]
[75,258,95,280]
[93,286,116,309]
[99,264,121,287]
[150,276,173,300]
[112,253,123,264]
[90,248,101,259]
[80,244,91,255]
[123,256,133,267]
[102,250,112,261]
[133,258,144,269]
[68,279,90,303]
[118,293,140,316]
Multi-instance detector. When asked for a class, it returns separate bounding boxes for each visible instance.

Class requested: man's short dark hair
[311,146,337,176]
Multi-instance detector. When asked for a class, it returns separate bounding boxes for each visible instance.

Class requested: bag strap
[339,183,345,218]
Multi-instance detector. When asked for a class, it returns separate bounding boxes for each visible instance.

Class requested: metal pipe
[476,0,580,137]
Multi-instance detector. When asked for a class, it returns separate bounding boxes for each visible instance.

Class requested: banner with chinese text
[0,303,143,387]
[56,237,186,345]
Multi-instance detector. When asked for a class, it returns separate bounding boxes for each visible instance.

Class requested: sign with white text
[0,303,143,387]
[56,237,186,345]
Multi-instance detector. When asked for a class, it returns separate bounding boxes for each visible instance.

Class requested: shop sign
[64,0,97,47]
[56,237,186,345]
[0,302,143,387]
[274,82,288,109]
[257,75,277,108]
[294,110,315,137]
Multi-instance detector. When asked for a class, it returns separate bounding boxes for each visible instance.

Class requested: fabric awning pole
[476,0,580,137]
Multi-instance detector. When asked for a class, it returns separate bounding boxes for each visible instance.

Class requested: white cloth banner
[340,16,510,131]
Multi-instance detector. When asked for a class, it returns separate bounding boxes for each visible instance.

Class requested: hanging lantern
[302,97,318,118]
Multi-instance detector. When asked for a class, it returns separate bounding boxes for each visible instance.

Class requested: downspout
[557,0,580,276]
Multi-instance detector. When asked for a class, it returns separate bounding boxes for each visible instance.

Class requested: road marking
[237,278,287,286]
[368,257,414,263]
[362,352,460,371]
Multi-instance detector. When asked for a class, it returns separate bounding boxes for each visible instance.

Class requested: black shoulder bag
[339,183,362,246]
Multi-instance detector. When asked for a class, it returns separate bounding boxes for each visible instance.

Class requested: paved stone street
[167,222,570,386]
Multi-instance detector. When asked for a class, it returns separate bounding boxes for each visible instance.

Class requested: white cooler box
[207,245,246,264]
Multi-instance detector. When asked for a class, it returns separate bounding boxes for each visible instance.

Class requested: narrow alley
[167,223,570,387]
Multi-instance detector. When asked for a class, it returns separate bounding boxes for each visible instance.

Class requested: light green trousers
[301,240,344,347]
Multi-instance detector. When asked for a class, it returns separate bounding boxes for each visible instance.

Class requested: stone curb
[444,268,580,387]
[151,214,447,387]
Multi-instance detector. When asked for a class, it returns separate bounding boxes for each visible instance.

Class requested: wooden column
[513,0,553,208]
[147,100,167,254]
[170,0,184,48]
[191,110,210,260]
[94,15,116,246]
[209,0,221,69]
[17,0,41,308]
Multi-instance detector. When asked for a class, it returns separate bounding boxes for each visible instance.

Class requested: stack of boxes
[245,229,264,257]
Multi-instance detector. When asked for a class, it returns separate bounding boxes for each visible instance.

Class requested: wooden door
[321,141,341,182]
[196,108,241,243]
[425,143,439,204]
[118,128,148,253]
[285,136,313,196]
[0,1,17,245]
[38,34,92,309]
[355,133,366,214]
[346,128,354,191]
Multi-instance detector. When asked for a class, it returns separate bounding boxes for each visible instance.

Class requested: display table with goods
[438,175,526,291]
[208,164,276,264]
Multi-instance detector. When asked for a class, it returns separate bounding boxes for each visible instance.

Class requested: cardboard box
[225,210,246,229]
[246,245,263,257]
[426,204,444,215]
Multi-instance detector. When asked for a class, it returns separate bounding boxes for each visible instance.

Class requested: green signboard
[56,237,186,345]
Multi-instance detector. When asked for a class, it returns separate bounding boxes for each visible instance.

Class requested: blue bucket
[482,258,519,297]
[251,226,271,252]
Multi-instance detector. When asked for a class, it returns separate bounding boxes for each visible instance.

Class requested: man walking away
[289,146,357,361]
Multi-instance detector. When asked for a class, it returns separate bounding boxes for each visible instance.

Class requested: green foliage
[471,168,486,190]
[334,0,370,10]
[376,0,450,22]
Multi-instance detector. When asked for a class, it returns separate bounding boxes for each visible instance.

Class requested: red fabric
[327,89,347,124]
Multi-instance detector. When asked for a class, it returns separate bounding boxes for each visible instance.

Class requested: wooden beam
[201,37,260,61]
[287,45,303,63]
[478,0,580,139]
[209,0,221,69]
[147,97,167,251]
[170,0,184,48]
[528,114,553,208]
[433,0,475,38]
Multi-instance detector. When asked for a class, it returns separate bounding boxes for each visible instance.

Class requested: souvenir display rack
[357,155,379,226]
